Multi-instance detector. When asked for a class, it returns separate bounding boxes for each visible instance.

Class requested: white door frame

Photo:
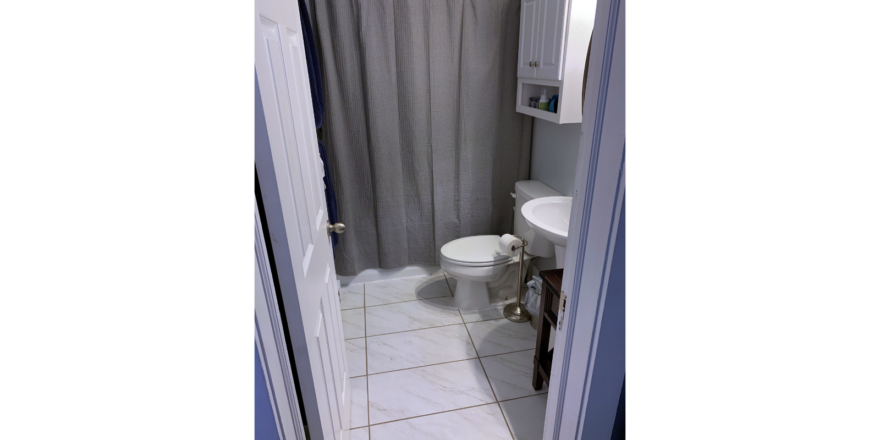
[544,0,625,437]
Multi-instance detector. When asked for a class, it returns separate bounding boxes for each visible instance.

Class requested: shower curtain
[314,0,532,276]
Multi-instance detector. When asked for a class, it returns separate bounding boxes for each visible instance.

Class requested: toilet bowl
[440,180,561,311]
[440,235,534,310]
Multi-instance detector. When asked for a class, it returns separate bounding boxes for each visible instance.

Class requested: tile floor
[341,271,548,440]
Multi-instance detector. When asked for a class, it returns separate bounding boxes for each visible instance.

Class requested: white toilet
[440,180,561,311]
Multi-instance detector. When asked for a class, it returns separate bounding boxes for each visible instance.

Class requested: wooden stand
[533,269,563,391]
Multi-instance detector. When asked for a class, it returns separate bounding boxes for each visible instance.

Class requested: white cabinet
[517,0,541,78]
[536,0,567,80]
[518,0,567,80]
[515,0,595,124]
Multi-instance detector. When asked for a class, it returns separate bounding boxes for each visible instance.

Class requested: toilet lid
[440,235,513,266]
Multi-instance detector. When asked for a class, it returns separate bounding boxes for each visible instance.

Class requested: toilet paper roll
[499,234,523,257]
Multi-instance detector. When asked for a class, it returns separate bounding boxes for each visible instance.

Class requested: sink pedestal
[555,245,566,268]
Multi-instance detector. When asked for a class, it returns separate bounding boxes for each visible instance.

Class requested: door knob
[529,61,535,67]
[535,61,539,67]
[327,221,345,235]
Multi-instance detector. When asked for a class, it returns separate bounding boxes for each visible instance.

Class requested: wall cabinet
[518,0,567,80]
[516,0,595,124]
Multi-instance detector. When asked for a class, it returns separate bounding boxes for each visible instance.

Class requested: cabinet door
[536,0,567,80]
[518,0,540,78]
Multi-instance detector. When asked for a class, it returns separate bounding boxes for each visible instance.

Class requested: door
[255,196,308,440]
[518,0,540,77]
[254,0,350,438]
[536,0,568,80]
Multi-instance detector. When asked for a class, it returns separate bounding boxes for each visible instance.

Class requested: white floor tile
[367,359,495,424]
[370,404,512,440]
[349,427,369,440]
[346,338,366,377]
[343,308,366,339]
[481,350,545,401]
[367,325,477,374]
[459,304,506,323]
[351,376,368,428]
[365,297,462,336]
[365,274,452,307]
[499,395,548,440]
[340,283,364,310]
[465,318,537,357]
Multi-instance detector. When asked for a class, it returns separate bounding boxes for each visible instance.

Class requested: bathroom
[259,0,604,438]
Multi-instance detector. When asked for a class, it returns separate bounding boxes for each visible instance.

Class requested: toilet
[441,180,561,311]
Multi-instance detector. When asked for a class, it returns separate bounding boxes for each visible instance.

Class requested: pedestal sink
[521,196,572,267]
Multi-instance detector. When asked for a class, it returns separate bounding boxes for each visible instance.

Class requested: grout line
[497,401,517,440]
[461,308,500,403]
[366,356,481,377]
[362,347,535,377]
[362,294,454,309]
[363,395,545,432]
[443,273,455,297]
[478,348,536,359]
[362,282,370,431]
[357,322,466,339]
[497,392,549,404]
[366,401,502,428]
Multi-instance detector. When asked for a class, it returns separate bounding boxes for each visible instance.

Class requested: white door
[536,0,568,80]
[254,0,350,438]
[518,0,540,77]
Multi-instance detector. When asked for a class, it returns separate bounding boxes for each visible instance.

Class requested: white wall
[530,118,582,196]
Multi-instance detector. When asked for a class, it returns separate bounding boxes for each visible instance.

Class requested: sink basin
[521,196,572,267]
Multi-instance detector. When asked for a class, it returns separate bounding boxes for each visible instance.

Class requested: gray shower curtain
[314,0,532,276]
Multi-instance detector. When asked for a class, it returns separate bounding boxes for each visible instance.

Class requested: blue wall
[256,344,281,440]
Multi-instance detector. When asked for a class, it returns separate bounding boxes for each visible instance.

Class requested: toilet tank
[514,180,561,258]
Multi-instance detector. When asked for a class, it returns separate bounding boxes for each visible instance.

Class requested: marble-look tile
[349,427,369,440]
[459,304,506,323]
[370,404,512,440]
[365,297,462,336]
[351,376,368,428]
[364,274,452,307]
[346,338,366,377]
[367,359,495,424]
[481,350,545,401]
[465,318,536,356]
[367,325,477,374]
[342,308,366,339]
[499,394,548,440]
[340,282,364,310]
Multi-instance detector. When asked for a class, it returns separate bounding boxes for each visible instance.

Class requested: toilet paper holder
[503,234,531,323]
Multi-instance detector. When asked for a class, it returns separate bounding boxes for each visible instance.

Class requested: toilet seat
[440,235,514,267]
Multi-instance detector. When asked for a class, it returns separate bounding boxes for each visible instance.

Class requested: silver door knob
[535,61,539,67]
[529,61,535,67]
[327,221,345,235]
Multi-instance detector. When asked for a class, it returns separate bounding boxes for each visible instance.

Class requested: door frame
[543,0,625,437]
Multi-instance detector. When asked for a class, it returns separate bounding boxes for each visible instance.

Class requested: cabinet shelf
[517,103,562,124]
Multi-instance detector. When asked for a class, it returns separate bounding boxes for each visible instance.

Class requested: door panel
[255,0,350,437]
[537,0,567,80]
[255,196,309,440]
[518,0,539,77]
